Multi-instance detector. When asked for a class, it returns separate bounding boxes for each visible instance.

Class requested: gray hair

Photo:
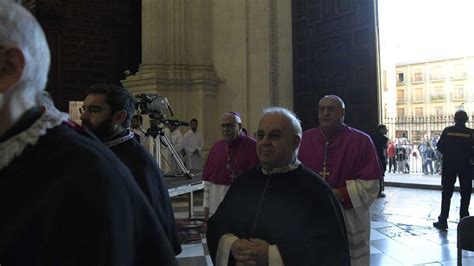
[222,112,242,124]
[0,1,51,98]
[261,107,302,138]
[321,95,345,109]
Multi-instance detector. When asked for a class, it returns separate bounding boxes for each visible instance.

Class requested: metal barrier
[382,115,473,174]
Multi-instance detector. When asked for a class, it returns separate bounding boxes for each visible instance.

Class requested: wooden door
[292,0,380,133]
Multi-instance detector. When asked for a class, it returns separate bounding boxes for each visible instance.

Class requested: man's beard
[82,118,117,141]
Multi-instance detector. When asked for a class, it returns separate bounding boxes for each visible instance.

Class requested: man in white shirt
[183,119,204,172]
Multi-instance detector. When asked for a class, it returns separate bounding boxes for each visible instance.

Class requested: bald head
[318,95,345,130]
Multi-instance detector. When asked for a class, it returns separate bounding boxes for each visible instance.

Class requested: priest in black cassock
[207,107,350,265]
[80,84,182,255]
[0,2,176,265]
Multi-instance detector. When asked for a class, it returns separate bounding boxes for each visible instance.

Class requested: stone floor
[171,183,474,265]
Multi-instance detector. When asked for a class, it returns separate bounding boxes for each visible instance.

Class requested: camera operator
[80,84,182,255]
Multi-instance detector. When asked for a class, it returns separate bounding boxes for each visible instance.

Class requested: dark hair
[454,110,468,124]
[89,84,135,128]
[376,124,387,132]
[190,118,198,124]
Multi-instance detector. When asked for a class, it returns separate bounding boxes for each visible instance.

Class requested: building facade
[383,57,474,144]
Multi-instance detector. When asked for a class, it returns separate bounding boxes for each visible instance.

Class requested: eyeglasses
[219,123,237,129]
[79,105,104,115]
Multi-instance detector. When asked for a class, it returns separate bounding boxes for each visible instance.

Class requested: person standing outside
[299,95,382,266]
[183,118,204,172]
[387,140,396,173]
[371,124,389,198]
[433,110,473,230]
[81,84,181,254]
[202,112,259,221]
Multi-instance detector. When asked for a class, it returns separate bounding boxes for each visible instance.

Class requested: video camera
[134,93,189,128]
[134,93,192,178]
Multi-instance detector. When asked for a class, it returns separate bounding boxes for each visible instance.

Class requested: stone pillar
[122,0,219,151]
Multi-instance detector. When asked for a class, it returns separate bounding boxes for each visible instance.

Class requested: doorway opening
[377,0,474,177]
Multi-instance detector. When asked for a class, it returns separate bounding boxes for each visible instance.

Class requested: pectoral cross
[319,162,330,179]
[319,141,330,180]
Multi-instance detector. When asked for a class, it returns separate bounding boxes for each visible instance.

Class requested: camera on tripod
[134,93,192,178]
[134,93,189,137]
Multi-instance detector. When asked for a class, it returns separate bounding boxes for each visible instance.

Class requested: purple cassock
[298,125,382,209]
[202,134,259,185]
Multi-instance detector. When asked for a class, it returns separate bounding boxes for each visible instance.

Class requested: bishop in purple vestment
[202,112,259,220]
[299,95,382,266]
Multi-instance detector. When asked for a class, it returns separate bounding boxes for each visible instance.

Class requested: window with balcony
[434,106,443,116]
[452,84,464,100]
[397,89,405,102]
[431,86,445,101]
[397,108,405,117]
[414,70,423,82]
[414,87,424,102]
[415,107,423,117]
[431,66,443,80]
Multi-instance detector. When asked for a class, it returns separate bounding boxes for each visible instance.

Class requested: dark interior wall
[292,0,380,133]
[24,0,141,111]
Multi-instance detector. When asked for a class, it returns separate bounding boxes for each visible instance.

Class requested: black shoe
[433,221,448,230]
[377,193,386,198]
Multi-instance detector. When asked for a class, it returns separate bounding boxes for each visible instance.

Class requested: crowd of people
[383,136,443,175]
[1,1,472,265]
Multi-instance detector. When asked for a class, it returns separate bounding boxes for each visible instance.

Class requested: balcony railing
[430,94,445,101]
[429,75,445,81]
[411,77,425,83]
[450,73,468,80]
[451,93,464,101]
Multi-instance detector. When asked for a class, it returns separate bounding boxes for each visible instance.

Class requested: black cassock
[207,165,350,266]
[0,108,177,266]
[110,132,182,254]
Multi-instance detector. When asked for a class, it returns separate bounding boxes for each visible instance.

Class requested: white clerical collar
[103,130,135,148]
[261,159,301,175]
[0,107,69,171]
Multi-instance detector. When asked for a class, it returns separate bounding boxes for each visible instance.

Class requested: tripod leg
[160,134,191,178]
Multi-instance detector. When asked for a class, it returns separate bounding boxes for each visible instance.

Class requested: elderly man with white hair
[207,107,350,265]
[0,1,176,265]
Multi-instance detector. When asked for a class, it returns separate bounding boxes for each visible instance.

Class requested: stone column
[122,0,219,152]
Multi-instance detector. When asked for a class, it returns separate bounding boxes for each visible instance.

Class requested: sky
[378,0,474,63]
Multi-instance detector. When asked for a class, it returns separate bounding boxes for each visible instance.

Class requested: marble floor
[171,186,474,265]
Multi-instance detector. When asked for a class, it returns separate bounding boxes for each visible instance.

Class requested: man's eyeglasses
[79,105,104,115]
[219,123,237,129]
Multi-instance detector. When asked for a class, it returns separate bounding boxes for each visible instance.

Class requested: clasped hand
[230,238,269,266]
